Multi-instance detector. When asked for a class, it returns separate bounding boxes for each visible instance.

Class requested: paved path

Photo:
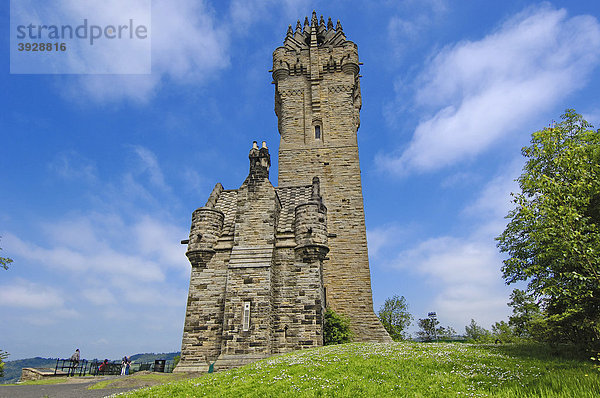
[0,381,138,398]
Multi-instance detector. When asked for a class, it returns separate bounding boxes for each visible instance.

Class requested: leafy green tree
[323,308,352,345]
[437,326,457,340]
[417,317,439,341]
[491,321,518,343]
[416,314,455,341]
[377,295,413,341]
[465,319,491,342]
[0,239,13,271]
[497,109,600,348]
[0,350,8,378]
[507,289,543,339]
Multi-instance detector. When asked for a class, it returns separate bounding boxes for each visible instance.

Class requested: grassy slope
[89,372,191,390]
[123,342,600,398]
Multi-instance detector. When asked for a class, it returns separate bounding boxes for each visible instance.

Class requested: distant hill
[0,352,180,384]
[129,352,179,363]
[1,357,59,385]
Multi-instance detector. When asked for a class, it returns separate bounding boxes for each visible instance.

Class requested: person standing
[120,356,128,376]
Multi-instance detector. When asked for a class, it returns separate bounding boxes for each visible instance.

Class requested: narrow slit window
[242,301,251,331]
[315,125,321,139]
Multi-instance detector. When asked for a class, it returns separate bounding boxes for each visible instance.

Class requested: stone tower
[272,12,391,342]
[175,12,390,373]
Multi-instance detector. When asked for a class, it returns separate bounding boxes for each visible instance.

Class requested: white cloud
[131,146,169,191]
[49,0,321,102]
[82,288,118,306]
[150,0,227,81]
[48,151,98,183]
[387,0,447,57]
[380,5,600,174]
[6,231,166,282]
[583,108,600,128]
[0,279,65,309]
[132,215,189,269]
[62,0,229,103]
[367,224,406,258]
[378,163,523,329]
[94,146,178,210]
[440,171,481,189]
[462,159,521,220]
[391,233,510,329]
[3,206,187,287]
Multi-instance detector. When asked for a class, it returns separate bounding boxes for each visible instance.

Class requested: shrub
[323,308,352,345]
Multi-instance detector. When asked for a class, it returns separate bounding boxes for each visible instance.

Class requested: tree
[417,317,439,341]
[437,326,457,340]
[507,289,543,339]
[497,110,600,348]
[323,308,352,345]
[416,313,455,341]
[0,238,13,271]
[0,350,8,378]
[377,295,413,341]
[464,319,491,342]
[491,321,518,343]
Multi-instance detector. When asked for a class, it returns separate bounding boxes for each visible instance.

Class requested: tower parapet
[273,11,361,150]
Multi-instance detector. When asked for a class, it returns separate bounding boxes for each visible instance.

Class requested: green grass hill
[124,342,600,397]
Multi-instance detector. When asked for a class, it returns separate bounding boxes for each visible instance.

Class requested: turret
[294,177,328,262]
[185,183,225,267]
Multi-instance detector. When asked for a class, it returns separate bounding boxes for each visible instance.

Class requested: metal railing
[130,360,175,373]
[54,358,175,376]
[54,359,90,376]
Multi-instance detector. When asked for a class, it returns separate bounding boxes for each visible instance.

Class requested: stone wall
[20,368,66,382]
[177,251,228,372]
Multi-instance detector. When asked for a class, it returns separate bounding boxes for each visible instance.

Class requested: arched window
[315,125,321,139]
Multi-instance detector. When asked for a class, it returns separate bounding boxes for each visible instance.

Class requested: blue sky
[2,0,600,361]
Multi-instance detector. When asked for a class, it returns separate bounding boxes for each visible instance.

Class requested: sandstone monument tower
[175,12,390,373]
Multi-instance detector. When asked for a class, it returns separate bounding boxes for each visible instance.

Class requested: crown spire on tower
[277,12,349,51]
